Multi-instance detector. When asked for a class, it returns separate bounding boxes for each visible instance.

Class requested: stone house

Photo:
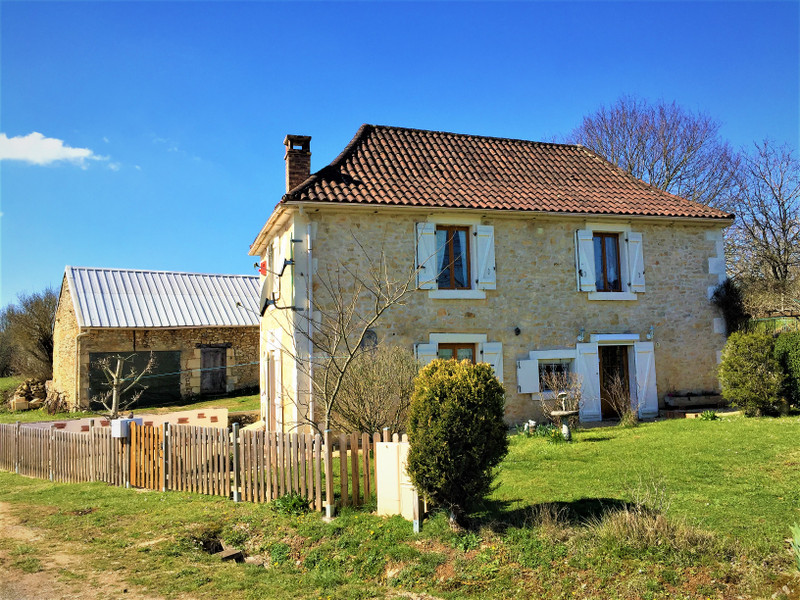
[52,267,260,410]
[249,125,733,431]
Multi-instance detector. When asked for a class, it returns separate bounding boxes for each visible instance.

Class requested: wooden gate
[130,422,164,490]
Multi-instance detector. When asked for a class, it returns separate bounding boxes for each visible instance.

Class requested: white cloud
[0,132,107,168]
[108,162,121,171]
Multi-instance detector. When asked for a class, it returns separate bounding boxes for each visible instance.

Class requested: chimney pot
[284,134,311,192]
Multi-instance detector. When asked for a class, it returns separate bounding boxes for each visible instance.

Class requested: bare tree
[604,372,639,427]
[91,352,156,419]
[268,234,419,433]
[571,95,739,208]
[727,140,800,314]
[2,288,58,380]
[331,343,418,434]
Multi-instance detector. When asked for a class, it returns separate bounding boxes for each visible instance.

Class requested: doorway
[201,347,227,395]
[599,345,630,420]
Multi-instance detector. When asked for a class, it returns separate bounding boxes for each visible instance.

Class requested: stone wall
[52,277,258,410]
[52,276,79,407]
[267,205,728,426]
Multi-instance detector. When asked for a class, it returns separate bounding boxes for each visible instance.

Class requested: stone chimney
[284,134,311,192]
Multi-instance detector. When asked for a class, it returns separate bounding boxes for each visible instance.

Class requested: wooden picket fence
[0,422,130,485]
[0,421,401,515]
[168,424,231,497]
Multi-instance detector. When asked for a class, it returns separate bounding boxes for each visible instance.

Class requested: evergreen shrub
[718,332,783,416]
[774,332,800,407]
[406,359,508,526]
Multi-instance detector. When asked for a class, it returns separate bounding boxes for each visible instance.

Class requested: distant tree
[0,310,15,377]
[727,140,800,314]
[571,95,739,208]
[91,352,156,419]
[2,288,58,379]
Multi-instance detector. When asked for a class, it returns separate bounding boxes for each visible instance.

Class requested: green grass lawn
[0,391,260,424]
[138,393,260,414]
[0,416,797,599]
[0,375,24,400]
[497,415,800,554]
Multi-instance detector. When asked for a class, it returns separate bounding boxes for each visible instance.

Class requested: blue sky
[1,1,798,307]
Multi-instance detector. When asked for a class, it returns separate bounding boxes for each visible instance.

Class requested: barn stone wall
[51,280,259,410]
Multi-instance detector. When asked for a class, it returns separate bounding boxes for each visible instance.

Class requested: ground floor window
[437,343,475,363]
[538,359,572,391]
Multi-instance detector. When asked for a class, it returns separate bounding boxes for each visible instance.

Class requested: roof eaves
[574,145,735,220]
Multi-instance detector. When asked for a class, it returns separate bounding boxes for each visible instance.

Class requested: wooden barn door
[201,347,227,394]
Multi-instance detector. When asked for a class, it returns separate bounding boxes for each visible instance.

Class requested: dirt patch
[0,502,165,600]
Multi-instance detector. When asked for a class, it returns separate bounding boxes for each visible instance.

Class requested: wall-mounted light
[514,327,521,336]
[646,325,655,340]
[577,327,585,343]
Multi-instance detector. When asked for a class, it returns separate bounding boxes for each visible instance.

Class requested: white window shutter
[634,341,658,418]
[574,343,601,421]
[475,225,496,290]
[627,232,646,293]
[575,230,596,292]
[479,341,503,382]
[516,358,539,394]
[414,342,438,368]
[415,222,438,290]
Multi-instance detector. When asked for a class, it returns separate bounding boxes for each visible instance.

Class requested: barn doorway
[201,347,227,395]
[599,345,630,420]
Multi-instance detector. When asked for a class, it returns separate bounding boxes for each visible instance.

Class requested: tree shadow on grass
[467,497,629,533]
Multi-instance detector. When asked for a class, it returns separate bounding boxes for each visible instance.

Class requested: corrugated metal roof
[65,266,261,328]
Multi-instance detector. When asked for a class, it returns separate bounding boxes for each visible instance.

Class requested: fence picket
[350,432,359,505]
[339,434,348,507]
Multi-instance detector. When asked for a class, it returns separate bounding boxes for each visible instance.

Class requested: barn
[52,266,260,410]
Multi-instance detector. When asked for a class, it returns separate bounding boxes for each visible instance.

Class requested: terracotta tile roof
[283,124,734,220]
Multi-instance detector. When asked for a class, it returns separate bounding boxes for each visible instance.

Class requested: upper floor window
[575,226,645,300]
[593,232,622,292]
[436,226,471,289]
[415,222,496,298]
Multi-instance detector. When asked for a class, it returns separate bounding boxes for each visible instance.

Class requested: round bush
[718,332,784,416]
[405,359,508,526]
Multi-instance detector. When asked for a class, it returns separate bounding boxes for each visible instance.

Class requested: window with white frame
[517,349,576,395]
[575,224,645,300]
[415,333,503,382]
[538,359,572,391]
[416,221,496,298]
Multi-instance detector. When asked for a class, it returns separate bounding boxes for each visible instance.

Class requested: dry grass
[583,477,726,562]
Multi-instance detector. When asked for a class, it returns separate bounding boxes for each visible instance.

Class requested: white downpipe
[307,224,314,430]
